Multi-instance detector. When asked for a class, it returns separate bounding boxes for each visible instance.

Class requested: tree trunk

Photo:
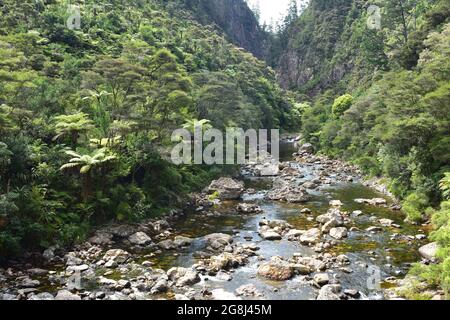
[81,173,93,202]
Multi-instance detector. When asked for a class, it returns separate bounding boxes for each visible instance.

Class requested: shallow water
[3,143,426,300]
[144,143,425,300]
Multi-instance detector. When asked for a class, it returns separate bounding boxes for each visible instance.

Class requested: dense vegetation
[0,0,296,258]
[272,0,449,297]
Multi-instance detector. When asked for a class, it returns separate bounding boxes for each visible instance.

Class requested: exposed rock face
[257,257,294,281]
[184,0,266,58]
[208,178,244,200]
[277,0,357,95]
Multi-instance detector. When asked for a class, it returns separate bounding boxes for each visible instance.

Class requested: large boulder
[257,257,294,281]
[208,178,244,200]
[419,242,438,261]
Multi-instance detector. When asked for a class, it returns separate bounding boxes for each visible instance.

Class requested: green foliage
[0,0,294,258]
[332,94,353,117]
[409,179,450,298]
[403,192,429,222]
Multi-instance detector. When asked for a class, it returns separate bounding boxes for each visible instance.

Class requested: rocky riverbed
[0,142,443,300]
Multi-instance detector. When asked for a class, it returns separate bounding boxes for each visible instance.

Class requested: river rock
[344,289,360,298]
[151,278,168,294]
[208,178,244,200]
[285,229,305,240]
[354,198,387,206]
[55,290,81,300]
[257,257,294,281]
[419,242,438,260]
[28,292,55,301]
[211,289,241,300]
[27,268,48,276]
[316,209,344,226]
[259,230,282,241]
[236,203,263,214]
[299,143,314,154]
[66,264,89,273]
[329,227,348,240]
[88,232,114,245]
[65,253,83,266]
[204,233,233,250]
[103,249,130,265]
[168,267,200,287]
[128,232,152,246]
[0,293,17,300]
[300,228,322,244]
[209,253,245,272]
[285,190,310,203]
[317,284,342,300]
[379,219,394,227]
[313,273,330,286]
[158,239,176,250]
[366,226,383,233]
[235,284,262,297]
[173,236,193,247]
[106,225,136,238]
[18,277,40,288]
[42,247,56,261]
[329,200,343,207]
[300,208,312,214]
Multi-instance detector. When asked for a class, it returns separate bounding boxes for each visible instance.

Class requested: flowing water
[144,142,425,300]
[1,142,427,300]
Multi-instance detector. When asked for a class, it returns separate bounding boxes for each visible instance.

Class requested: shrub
[402,192,429,222]
[332,94,353,117]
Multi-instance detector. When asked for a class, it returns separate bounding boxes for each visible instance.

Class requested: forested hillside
[0,0,296,257]
[271,0,449,297]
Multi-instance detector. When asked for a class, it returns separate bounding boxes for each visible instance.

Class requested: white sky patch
[247,0,292,26]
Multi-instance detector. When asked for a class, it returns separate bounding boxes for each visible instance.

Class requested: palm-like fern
[60,148,117,201]
[53,113,94,146]
[182,119,212,134]
[60,148,117,174]
[439,173,450,200]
